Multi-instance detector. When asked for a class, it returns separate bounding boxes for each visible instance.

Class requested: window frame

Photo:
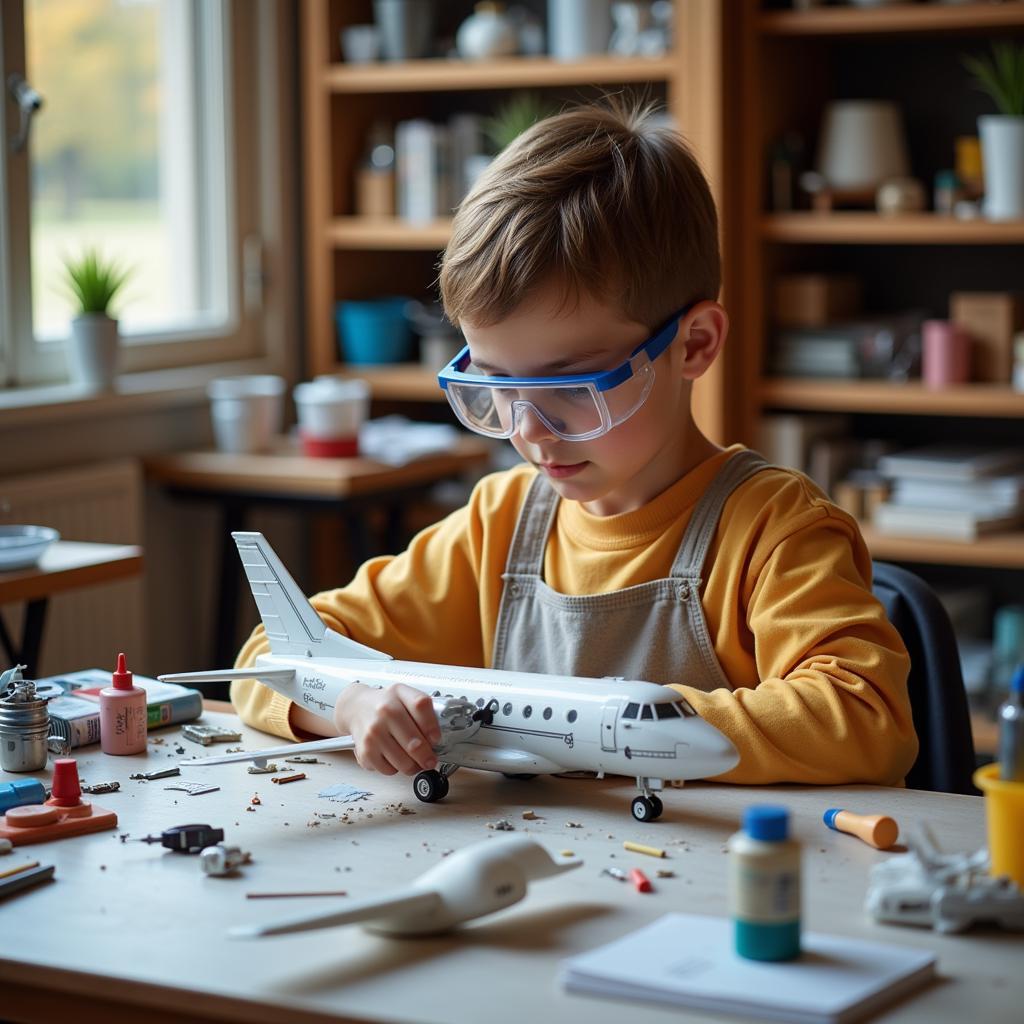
[0,0,273,389]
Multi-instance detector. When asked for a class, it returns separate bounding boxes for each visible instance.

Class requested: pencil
[623,840,666,858]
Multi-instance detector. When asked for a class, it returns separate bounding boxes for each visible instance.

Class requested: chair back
[872,561,976,794]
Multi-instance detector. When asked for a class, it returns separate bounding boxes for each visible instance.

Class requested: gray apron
[492,449,770,690]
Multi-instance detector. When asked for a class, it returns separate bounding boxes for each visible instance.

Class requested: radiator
[0,460,144,676]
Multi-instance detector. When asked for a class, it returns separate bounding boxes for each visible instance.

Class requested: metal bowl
[0,525,60,571]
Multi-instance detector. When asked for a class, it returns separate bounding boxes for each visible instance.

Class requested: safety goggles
[437,304,691,442]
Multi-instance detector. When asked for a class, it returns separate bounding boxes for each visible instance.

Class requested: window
[674,697,697,717]
[523,705,532,719]
[475,697,485,707]
[0,0,281,387]
[641,705,653,720]
[655,703,679,720]
[502,702,512,716]
[566,709,577,724]
[623,702,639,720]
[542,706,552,720]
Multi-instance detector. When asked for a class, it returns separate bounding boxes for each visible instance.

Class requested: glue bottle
[728,805,801,961]
[99,653,147,755]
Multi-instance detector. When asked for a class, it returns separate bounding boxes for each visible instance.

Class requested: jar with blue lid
[727,805,802,961]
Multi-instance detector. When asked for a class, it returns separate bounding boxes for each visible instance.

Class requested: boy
[233,102,917,786]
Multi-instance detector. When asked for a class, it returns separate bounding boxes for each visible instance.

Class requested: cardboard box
[773,274,862,328]
[950,291,1024,383]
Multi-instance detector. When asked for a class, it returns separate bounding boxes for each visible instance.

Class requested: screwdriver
[124,823,225,854]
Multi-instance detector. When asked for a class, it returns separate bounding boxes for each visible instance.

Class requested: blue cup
[335,298,413,365]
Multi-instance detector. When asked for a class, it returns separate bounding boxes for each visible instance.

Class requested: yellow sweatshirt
[233,444,917,786]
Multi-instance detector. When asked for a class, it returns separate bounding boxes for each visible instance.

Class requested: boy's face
[460,284,719,515]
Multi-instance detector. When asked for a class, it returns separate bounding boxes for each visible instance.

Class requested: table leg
[213,501,247,673]
[0,599,48,677]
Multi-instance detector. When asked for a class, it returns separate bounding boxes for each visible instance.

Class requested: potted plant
[963,42,1024,220]
[62,248,131,390]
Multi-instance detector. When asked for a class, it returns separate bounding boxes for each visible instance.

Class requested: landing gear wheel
[631,795,661,822]
[414,770,449,802]
[502,773,537,781]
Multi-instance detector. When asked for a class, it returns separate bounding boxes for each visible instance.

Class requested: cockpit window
[674,697,697,717]
[655,703,680,720]
[640,705,653,720]
[623,702,640,720]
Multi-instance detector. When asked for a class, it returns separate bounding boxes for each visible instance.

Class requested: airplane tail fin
[232,532,390,661]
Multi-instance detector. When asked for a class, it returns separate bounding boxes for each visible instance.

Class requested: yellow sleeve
[679,501,918,787]
[231,473,502,738]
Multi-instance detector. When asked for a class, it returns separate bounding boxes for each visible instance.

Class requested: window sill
[0,358,288,429]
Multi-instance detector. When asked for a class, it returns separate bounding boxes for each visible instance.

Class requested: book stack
[395,119,453,224]
[874,445,1024,541]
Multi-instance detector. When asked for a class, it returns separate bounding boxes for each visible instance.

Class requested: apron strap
[503,472,560,577]
[670,449,772,580]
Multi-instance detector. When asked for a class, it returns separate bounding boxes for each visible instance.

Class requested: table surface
[143,436,493,499]
[0,710,1019,1024]
[0,540,143,605]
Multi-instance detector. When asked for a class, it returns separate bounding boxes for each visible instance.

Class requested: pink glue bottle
[99,653,147,755]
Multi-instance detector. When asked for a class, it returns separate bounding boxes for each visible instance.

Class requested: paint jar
[0,675,49,773]
[921,320,970,389]
[294,376,371,458]
[974,763,1024,888]
[99,653,147,755]
[728,805,801,961]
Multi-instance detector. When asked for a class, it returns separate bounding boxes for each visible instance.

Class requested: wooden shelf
[760,2,1024,37]
[762,213,1024,245]
[327,217,452,251]
[338,362,447,402]
[860,523,1024,570]
[323,55,676,94]
[760,380,1024,418]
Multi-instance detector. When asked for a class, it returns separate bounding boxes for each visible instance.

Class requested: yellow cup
[973,763,1024,888]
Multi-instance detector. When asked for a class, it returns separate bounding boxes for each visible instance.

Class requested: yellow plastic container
[974,763,1024,888]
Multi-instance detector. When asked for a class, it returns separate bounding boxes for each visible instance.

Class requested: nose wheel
[413,769,450,802]
[631,794,663,822]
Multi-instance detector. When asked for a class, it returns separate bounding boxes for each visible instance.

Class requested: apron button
[678,582,691,601]
[509,582,520,596]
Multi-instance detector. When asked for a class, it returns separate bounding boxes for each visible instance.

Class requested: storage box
[950,291,1024,384]
[773,274,862,328]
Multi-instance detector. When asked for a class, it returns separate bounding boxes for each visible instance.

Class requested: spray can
[99,653,147,755]
[0,669,50,772]
[998,664,1024,782]
[728,805,801,961]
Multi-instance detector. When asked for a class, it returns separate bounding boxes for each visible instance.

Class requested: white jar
[456,3,518,60]
[548,0,612,61]
[207,374,286,453]
[293,376,371,457]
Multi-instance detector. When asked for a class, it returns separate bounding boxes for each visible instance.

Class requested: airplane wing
[230,889,439,938]
[159,668,296,686]
[180,734,356,767]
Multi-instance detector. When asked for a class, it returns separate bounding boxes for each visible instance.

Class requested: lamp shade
[817,101,910,191]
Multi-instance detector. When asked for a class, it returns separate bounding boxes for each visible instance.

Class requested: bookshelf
[732,0,1024,573]
[300,0,733,437]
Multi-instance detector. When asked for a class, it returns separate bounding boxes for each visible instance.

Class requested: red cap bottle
[99,652,147,755]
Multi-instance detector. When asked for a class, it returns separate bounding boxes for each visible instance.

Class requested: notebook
[560,913,936,1024]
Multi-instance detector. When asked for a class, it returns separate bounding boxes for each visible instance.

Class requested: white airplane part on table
[161,531,739,821]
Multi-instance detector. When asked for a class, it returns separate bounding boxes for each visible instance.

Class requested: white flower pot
[68,314,119,390]
[979,115,1024,221]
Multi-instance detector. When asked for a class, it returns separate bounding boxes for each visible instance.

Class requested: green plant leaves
[62,248,131,315]
[962,42,1024,118]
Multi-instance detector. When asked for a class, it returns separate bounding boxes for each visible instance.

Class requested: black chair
[872,561,977,795]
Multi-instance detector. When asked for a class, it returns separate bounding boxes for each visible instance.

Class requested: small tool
[600,866,627,882]
[130,767,180,782]
[824,808,899,850]
[623,840,666,858]
[126,823,225,854]
[0,862,54,900]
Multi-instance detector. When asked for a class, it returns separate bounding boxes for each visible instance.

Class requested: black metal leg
[213,501,247,671]
[341,507,373,566]
[383,502,406,554]
[0,600,48,677]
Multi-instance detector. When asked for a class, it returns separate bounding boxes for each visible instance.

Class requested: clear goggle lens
[446,355,655,441]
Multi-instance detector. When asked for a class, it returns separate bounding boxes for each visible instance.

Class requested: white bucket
[293,377,371,457]
[207,375,286,454]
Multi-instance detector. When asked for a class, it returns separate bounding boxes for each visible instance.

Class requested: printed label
[729,858,800,924]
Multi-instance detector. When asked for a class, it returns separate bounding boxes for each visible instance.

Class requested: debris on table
[656,869,675,879]
[487,819,515,831]
[199,844,251,877]
[81,781,120,794]
[623,840,666,858]
[285,755,324,764]
[318,783,373,803]
[130,767,180,782]
[566,821,583,828]
[250,793,261,806]
[522,810,541,821]
[182,723,243,746]
[163,781,220,796]
[271,772,306,785]
[247,763,279,775]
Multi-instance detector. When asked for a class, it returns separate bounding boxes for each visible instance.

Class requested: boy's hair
[439,99,720,331]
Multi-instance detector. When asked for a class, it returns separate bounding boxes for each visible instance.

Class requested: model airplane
[160,531,739,821]
[230,835,581,938]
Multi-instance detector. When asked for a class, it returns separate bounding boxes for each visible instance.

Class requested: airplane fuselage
[256,652,739,782]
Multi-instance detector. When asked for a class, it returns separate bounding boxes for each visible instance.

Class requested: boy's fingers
[400,688,442,745]
[376,734,420,776]
[387,708,439,772]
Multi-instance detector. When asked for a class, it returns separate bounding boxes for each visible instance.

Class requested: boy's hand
[334,682,442,776]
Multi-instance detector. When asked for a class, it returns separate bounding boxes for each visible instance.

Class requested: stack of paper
[560,913,936,1024]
